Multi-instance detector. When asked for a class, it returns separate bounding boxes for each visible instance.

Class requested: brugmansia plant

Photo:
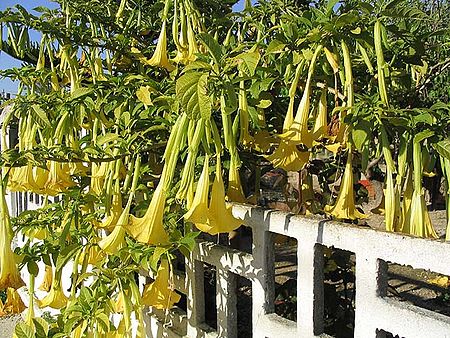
[0,0,448,335]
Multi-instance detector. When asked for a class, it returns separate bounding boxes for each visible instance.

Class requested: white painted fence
[145,204,450,338]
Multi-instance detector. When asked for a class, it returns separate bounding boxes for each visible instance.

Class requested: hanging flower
[98,221,127,256]
[324,146,367,220]
[38,265,53,292]
[39,269,68,309]
[184,157,210,231]
[265,141,310,172]
[227,155,246,203]
[45,161,76,195]
[90,162,108,196]
[97,182,122,232]
[8,164,37,192]
[141,260,180,310]
[206,156,242,235]
[409,190,437,238]
[125,180,169,245]
[148,21,175,72]
[2,288,26,314]
[0,183,25,290]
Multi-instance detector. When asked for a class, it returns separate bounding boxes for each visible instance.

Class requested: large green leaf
[176,71,212,120]
[433,139,450,161]
[14,323,34,338]
[236,50,261,76]
[31,104,51,127]
[198,33,223,64]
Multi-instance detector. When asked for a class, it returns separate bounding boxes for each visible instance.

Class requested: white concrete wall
[145,204,450,338]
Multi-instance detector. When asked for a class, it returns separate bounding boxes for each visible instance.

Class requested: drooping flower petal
[148,21,175,72]
[207,157,242,235]
[408,191,438,238]
[141,260,181,310]
[39,270,68,309]
[98,225,127,255]
[266,141,310,172]
[324,147,367,220]
[97,182,122,231]
[3,288,26,314]
[227,155,246,203]
[184,157,210,232]
[0,183,25,290]
[45,161,76,195]
[125,181,169,245]
[38,265,53,292]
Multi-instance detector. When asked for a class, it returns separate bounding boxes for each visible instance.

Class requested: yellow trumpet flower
[2,288,26,314]
[406,141,438,238]
[279,45,323,149]
[184,157,210,231]
[186,16,199,62]
[97,182,122,232]
[324,146,367,220]
[265,140,310,172]
[8,164,38,192]
[125,180,170,245]
[312,89,328,141]
[206,157,242,235]
[399,171,413,234]
[90,162,108,196]
[148,21,175,72]
[39,270,69,309]
[0,183,25,290]
[141,260,181,310]
[45,161,76,195]
[409,191,438,238]
[227,155,246,203]
[383,166,400,232]
[33,165,49,193]
[38,265,53,292]
[79,244,105,266]
[98,222,127,256]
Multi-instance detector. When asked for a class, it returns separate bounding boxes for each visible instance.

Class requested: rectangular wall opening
[236,275,252,338]
[272,232,298,322]
[321,245,356,338]
[203,262,217,331]
[381,261,450,317]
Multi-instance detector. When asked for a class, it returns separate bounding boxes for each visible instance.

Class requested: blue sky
[0,0,249,94]
[0,0,58,94]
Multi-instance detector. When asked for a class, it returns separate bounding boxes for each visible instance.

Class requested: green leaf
[27,260,39,276]
[267,40,286,54]
[96,312,110,332]
[97,133,119,146]
[352,120,372,151]
[433,139,450,161]
[335,13,359,28]
[150,246,168,272]
[176,71,212,120]
[413,130,434,144]
[413,112,433,125]
[179,231,200,252]
[236,50,261,76]
[136,86,153,106]
[56,244,81,272]
[182,61,212,73]
[198,33,222,64]
[70,87,93,100]
[33,318,49,337]
[14,323,35,338]
[31,104,51,127]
